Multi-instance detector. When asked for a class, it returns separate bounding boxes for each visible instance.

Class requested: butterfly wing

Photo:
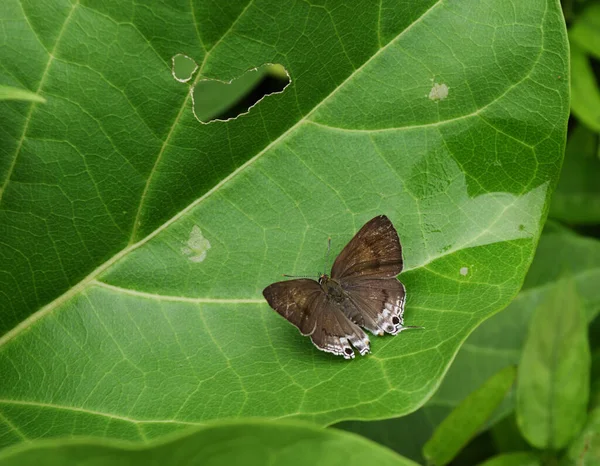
[341,278,406,335]
[263,279,322,336]
[331,215,408,335]
[308,294,371,359]
[331,215,403,280]
[263,279,370,359]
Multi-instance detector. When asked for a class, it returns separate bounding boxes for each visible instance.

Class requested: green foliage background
[1,0,598,464]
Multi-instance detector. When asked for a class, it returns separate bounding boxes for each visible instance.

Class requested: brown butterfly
[263,215,420,359]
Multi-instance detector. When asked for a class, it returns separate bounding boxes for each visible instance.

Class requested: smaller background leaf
[563,407,600,466]
[591,346,600,409]
[477,452,540,466]
[0,420,417,466]
[423,366,516,466]
[516,276,591,449]
[0,85,45,103]
[550,124,600,223]
[490,414,530,454]
[569,3,600,59]
[569,4,600,132]
[570,43,600,133]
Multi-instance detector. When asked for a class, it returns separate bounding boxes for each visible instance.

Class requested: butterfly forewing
[331,215,403,280]
[262,279,322,336]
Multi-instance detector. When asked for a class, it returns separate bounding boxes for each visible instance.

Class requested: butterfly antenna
[282,274,314,279]
[323,237,331,274]
[400,325,425,331]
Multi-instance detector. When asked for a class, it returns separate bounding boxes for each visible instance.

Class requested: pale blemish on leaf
[429,83,449,101]
[181,225,211,262]
[460,267,469,276]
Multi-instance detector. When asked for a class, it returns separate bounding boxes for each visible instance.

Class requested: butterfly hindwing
[263,279,370,359]
[341,277,406,335]
[331,215,403,280]
[308,294,370,359]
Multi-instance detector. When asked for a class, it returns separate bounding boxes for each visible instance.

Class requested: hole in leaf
[172,54,199,83]
[192,64,290,123]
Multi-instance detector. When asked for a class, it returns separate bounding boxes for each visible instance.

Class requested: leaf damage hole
[182,225,211,263]
[460,267,469,276]
[190,64,290,124]
[172,54,199,83]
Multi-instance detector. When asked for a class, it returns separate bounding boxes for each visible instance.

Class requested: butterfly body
[263,215,417,360]
[318,274,345,303]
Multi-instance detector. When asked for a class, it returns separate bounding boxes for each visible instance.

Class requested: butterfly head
[318,273,330,285]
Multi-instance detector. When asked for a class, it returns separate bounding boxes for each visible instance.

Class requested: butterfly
[263,215,419,359]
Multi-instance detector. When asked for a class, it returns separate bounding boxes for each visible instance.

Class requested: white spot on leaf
[460,267,469,276]
[182,225,211,262]
[429,83,449,101]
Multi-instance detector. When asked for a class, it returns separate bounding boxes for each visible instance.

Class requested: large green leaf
[339,225,600,461]
[0,420,418,466]
[0,0,568,449]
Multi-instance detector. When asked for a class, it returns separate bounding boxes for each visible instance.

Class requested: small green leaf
[569,4,600,60]
[569,4,600,133]
[0,85,46,103]
[477,452,540,466]
[0,420,418,466]
[423,366,516,466]
[490,414,530,454]
[550,124,600,224]
[516,276,591,449]
[563,407,600,466]
[592,347,600,409]
[570,41,600,132]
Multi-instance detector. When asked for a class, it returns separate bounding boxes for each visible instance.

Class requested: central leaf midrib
[0,0,445,348]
